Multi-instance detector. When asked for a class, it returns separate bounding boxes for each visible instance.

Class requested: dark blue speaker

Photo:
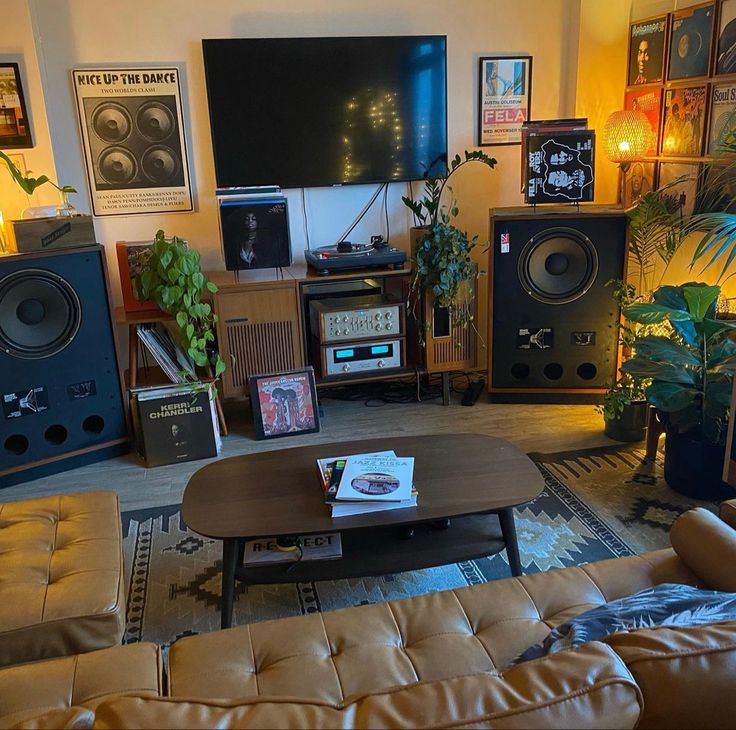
[0,245,129,486]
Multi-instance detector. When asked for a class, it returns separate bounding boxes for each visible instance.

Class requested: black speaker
[0,245,129,486]
[489,206,627,403]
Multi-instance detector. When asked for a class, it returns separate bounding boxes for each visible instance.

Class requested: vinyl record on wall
[627,15,668,85]
[667,3,716,81]
[717,0,736,74]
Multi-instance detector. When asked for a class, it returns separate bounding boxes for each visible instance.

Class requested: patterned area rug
[122,444,718,650]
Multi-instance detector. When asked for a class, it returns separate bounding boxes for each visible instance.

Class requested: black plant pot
[663,429,735,501]
[604,400,648,442]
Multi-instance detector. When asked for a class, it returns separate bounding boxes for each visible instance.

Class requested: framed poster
[627,15,668,85]
[0,63,32,148]
[716,0,736,74]
[667,2,716,81]
[708,82,736,153]
[72,67,192,216]
[661,85,707,157]
[248,367,320,440]
[624,87,662,156]
[525,131,595,204]
[657,161,701,216]
[623,161,657,207]
[477,56,532,146]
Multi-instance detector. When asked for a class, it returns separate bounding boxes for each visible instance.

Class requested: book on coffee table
[336,453,414,502]
[243,532,342,566]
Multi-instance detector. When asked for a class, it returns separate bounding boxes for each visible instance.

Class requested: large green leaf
[621,357,696,384]
[645,381,699,412]
[633,335,701,366]
[702,318,736,341]
[652,285,688,311]
[682,285,721,321]
[623,303,692,324]
[707,379,734,408]
[708,339,736,369]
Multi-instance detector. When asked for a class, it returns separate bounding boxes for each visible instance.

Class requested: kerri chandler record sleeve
[72,67,192,216]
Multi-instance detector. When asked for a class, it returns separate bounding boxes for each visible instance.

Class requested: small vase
[55,190,77,218]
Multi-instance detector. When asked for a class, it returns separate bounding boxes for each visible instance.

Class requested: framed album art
[477,56,532,146]
[716,0,736,74]
[624,87,662,156]
[627,15,668,86]
[249,367,320,440]
[658,161,701,216]
[0,63,33,148]
[667,2,716,81]
[708,82,736,153]
[661,85,707,157]
[622,161,657,208]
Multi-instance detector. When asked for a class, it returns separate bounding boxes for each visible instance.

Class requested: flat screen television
[202,36,447,189]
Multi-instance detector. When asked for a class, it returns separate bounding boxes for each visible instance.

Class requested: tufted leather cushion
[94,643,642,729]
[0,642,162,729]
[719,499,736,531]
[605,621,736,729]
[168,548,696,703]
[0,491,125,667]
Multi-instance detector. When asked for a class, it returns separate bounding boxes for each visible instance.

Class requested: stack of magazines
[317,450,417,517]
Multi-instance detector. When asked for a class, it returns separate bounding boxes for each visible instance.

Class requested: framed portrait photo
[624,87,662,156]
[657,161,701,216]
[477,56,532,146]
[716,0,736,74]
[249,367,320,440]
[0,63,33,148]
[622,161,657,208]
[628,15,668,86]
[661,85,707,157]
[667,2,716,81]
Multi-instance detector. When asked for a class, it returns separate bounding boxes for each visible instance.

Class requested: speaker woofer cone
[517,227,599,305]
[0,269,81,359]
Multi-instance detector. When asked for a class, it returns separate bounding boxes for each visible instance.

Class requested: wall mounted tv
[202,35,448,190]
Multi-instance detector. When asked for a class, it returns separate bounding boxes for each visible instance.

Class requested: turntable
[305,238,406,275]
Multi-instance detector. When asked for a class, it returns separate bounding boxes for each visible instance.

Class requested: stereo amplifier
[309,295,404,344]
[318,338,405,377]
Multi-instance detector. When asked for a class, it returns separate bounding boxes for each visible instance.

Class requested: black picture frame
[248,366,320,440]
[627,14,668,86]
[0,62,33,148]
[477,55,532,146]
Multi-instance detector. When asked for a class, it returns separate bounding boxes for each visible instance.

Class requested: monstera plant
[621,283,736,498]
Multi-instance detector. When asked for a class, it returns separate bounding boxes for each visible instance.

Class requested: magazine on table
[335,453,414,502]
[243,532,342,566]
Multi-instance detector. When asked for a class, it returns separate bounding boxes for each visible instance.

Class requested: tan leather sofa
[2,501,736,729]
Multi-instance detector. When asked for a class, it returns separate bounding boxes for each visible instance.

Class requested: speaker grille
[226,320,297,387]
[517,227,599,305]
[0,269,81,359]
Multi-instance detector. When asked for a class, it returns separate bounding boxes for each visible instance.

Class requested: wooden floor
[1,393,614,511]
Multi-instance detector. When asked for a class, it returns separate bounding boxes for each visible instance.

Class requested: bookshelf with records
[317,450,417,517]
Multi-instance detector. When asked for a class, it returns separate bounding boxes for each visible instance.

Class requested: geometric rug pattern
[121,444,717,650]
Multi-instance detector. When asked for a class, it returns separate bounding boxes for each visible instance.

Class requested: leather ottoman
[0,491,125,667]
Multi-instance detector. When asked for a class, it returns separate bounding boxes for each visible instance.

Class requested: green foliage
[621,282,736,444]
[598,373,646,422]
[0,150,76,196]
[135,230,225,378]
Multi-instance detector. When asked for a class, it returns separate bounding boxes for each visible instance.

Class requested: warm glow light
[603,110,652,164]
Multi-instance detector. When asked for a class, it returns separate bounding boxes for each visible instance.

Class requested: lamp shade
[602,110,652,164]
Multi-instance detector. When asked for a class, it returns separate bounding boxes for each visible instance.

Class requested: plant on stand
[621,283,736,499]
[135,230,225,378]
[401,150,496,338]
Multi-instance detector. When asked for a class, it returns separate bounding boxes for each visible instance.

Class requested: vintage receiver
[317,338,406,377]
[309,295,404,344]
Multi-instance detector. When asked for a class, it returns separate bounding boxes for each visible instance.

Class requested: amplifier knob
[377,359,385,368]
[375,323,382,330]
[342,364,350,372]
[375,312,382,320]
[385,322,393,330]
[343,328,349,335]
[343,315,349,322]
[386,311,392,319]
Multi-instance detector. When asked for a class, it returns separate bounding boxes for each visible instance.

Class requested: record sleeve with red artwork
[249,368,320,439]
[624,87,662,156]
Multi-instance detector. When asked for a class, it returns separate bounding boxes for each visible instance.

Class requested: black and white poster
[72,67,192,216]
[525,132,595,204]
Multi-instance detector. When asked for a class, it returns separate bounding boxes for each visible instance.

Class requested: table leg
[221,538,238,629]
[498,507,523,577]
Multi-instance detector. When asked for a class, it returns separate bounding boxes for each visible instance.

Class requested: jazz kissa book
[335,453,414,502]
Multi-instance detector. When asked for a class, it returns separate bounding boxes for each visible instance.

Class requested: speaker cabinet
[0,246,129,486]
[423,280,476,374]
[489,206,627,403]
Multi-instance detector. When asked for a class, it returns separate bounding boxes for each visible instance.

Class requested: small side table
[114,306,228,436]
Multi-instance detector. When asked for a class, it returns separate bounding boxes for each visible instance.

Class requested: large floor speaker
[0,245,129,486]
[489,206,627,403]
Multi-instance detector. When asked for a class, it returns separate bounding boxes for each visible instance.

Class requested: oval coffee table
[183,433,544,628]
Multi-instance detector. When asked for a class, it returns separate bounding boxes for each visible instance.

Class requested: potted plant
[621,282,736,499]
[135,230,225,378]
[0,150,77,214]
[401,151,496,334]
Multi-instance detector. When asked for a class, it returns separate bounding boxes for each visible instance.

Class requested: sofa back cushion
[90,643,641,729]
[605,621,736,729]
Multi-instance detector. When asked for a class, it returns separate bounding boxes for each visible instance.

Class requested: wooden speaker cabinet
[211,275,304,399]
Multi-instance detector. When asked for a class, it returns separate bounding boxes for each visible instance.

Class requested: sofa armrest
[719,499,736,530]
[669,508,736,591]
[91,643,641,729]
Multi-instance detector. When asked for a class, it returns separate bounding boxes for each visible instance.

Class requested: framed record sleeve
[624,87,662,157]
[661,85,707,157]
[627,15,668,86]
[717,0,736,75]
[708,82,736,153]
[667,2,716,81]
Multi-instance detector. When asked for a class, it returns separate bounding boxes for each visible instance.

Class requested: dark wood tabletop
[182,433,544,539]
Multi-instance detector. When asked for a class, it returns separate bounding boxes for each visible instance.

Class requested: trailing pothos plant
[0,150,76,198]
[621,283,736,444]
[135,230,225,378]
[401,150,496,332]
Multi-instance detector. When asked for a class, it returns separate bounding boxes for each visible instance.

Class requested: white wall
[27,0,581,286]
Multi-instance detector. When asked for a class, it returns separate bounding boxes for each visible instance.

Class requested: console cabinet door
[215,286,304,399]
